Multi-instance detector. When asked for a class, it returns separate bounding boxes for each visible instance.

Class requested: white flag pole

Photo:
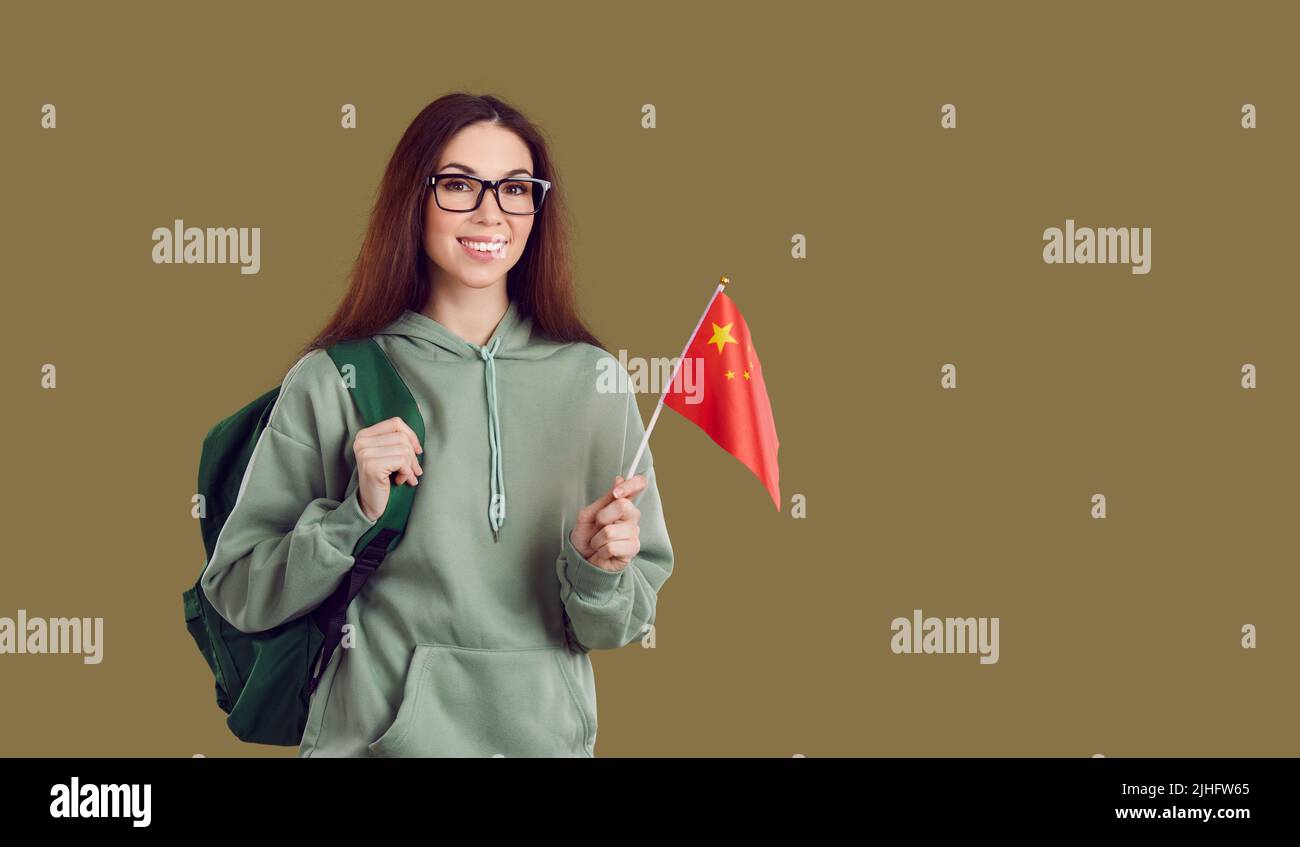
[623,276,729,481]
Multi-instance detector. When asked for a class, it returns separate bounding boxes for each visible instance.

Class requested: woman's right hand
[354,416,423,521]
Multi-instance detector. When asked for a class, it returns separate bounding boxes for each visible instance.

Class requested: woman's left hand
[569,474,648,572]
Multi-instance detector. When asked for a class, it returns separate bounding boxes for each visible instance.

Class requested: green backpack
[182,338,425,746]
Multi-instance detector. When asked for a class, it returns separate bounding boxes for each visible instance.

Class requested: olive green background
[2,1,1296,756]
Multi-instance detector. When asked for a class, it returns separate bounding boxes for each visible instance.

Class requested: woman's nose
[474,187,508,219]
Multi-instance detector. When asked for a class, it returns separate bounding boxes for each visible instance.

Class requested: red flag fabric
[664,291,781,510]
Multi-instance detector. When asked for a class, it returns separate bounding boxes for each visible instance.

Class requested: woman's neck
[420,284,510,347]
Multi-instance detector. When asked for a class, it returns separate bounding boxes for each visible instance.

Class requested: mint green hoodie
[199,300,674,757]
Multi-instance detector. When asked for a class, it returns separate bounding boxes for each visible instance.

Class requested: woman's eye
[447,180,469,191]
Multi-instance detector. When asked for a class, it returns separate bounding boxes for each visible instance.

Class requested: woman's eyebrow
[441,162,533,177]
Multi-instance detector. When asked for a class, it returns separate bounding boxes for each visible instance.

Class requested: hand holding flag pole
[624,276,782,511]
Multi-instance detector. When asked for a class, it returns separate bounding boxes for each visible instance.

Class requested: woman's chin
[446,272,508,291]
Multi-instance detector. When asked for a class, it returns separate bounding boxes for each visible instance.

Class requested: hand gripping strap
[309,337,425,694]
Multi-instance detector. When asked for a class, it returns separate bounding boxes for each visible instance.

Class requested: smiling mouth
[456,237,508,255]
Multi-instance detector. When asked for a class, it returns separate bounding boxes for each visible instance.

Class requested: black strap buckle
[355,527,400,570]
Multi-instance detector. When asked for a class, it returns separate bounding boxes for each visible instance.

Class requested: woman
[200,93,674,757]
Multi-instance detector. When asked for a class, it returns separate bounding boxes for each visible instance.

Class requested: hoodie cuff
[320,487,380,557]
[563,530,626,603]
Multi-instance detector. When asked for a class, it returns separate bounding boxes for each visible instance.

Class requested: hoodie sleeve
[200,350,379,634]
[556,372,674,651]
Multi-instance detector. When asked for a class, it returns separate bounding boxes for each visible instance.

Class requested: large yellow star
[707,321,738,355]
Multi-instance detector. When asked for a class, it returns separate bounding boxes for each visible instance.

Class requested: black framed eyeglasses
[429,173,552,215]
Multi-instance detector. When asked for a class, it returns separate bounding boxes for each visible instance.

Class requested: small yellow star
[743,370,751,380]
[724,370,735,380]
[707,322,738,355]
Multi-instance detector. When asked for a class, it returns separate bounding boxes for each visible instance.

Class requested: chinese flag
[664,291,781,510]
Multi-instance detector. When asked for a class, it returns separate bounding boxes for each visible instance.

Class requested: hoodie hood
[372,300,570,542]
[376,300,572,362]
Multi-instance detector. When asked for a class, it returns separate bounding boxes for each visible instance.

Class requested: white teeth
[459,238,505,252]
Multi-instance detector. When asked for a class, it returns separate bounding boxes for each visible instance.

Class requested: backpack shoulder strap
[310,337,425,694]
[325,336,425,542]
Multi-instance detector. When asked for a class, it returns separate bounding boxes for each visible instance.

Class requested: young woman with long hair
[201,92,674,757]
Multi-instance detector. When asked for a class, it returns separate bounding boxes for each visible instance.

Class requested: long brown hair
[293,92,604,367]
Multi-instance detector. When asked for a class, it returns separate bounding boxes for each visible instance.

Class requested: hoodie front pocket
[368,642,594,757]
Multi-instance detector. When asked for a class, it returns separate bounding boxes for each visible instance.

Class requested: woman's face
[424,122,537,294]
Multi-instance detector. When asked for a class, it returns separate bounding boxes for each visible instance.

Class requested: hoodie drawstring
[479,336,506,542]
